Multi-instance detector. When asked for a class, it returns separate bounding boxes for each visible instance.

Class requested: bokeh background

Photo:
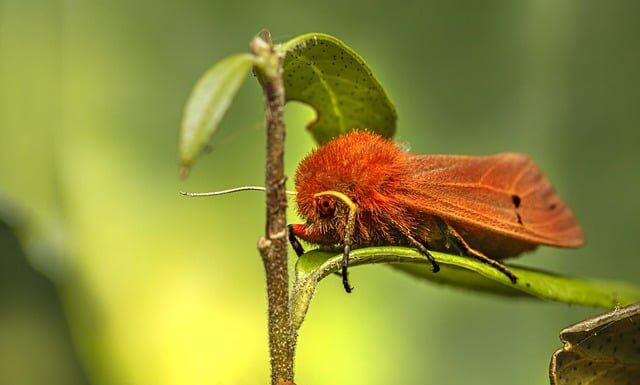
[1,1,639,384]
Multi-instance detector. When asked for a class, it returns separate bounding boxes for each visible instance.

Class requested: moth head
[301,190,357,246]
[314,190,355,218]
[294,187,357,242]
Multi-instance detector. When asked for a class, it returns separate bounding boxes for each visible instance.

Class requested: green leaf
[550,303,640,385]
[278,33,397,144]
[179,53,255,175]
[291,247,640,330]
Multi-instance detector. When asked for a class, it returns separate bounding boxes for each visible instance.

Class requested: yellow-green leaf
[179,53,255,174]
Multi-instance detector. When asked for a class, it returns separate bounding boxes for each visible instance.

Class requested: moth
[288,131,585,292]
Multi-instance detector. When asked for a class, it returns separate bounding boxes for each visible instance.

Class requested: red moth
[288,131,585,293]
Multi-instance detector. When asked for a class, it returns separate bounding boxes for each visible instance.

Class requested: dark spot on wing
[511,195,521,208]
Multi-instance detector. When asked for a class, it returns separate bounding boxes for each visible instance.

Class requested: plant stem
[252,35,296,385]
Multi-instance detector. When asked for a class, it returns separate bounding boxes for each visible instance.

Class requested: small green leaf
[278,33,397,144]
[550,303,640,385]
[291,247,640,330]
[179,53,255,175]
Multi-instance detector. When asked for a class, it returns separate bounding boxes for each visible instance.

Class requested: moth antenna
[313,190,357,293]
[181,186,297,197]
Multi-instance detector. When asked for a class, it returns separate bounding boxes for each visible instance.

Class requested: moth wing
[403,153,585,248]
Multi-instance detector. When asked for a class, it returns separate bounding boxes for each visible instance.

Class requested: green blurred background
[1,1,639,384]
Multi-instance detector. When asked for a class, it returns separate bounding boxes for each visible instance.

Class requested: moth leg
[288,224,344,280]
[291,214,354,293]
[438,219,518,284]
[383,215,440,273]
[341,244,353,293]
[341,204,358,294]
[404,233,441,273]
[287,224,305,257]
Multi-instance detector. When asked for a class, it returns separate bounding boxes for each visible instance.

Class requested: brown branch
[251,35,296,385]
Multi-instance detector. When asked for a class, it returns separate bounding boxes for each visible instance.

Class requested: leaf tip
[179,164,190,179]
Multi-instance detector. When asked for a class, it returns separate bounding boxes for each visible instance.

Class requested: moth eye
[317,196,336,218]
